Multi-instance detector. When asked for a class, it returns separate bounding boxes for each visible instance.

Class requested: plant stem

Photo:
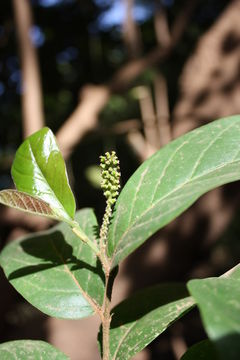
[72,225,99,255]
[71,217,113,359]
[102,270,111,360]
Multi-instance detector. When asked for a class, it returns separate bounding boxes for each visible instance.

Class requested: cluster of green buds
[100,151,121,206]
[99,151,121,247]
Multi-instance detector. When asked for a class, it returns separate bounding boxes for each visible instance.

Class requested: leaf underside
[0,209,104,319]
[188,264,240,360]
[0,340,69,360]
[0,189,58,220]
[108,284,195,360]
[108,115,240,267]
[11,127,76,223]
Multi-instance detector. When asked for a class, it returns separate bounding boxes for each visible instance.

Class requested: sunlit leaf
[0,189,59,220]
[11,127,75,224]
[0,340,69,359]
[108,115,240,267]
[188,264,240,360]
[107,284,195,360]
[0,209,104,319]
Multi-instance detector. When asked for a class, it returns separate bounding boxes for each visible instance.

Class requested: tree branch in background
[13,0,44,138]
[56,0,198,160]
[110,0,198,93]
[56,85,110,159]
[154,3,171,48]
[154,73,171,146]
[122,0,142,59]
[134,86,158,157]
[127,131,149,162]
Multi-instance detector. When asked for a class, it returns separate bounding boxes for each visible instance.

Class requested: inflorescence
[99,151,121,247]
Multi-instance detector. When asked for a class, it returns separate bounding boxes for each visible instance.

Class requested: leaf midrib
[112,296,195,359]
[28,142,71,220]
[49,238,102,316]
[0,190,61,222]
[112,322,136,360]
[110,156,240,266]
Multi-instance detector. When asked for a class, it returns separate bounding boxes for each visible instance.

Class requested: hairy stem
[102,270,112,360]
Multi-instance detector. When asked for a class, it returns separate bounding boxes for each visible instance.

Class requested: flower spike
[99,151,121,248]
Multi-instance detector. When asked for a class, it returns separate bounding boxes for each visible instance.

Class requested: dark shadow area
[221,30,240,54]
[215,333,240,360]
[123,205,212,293]
[180,338,218,359]
[110,283,191,328]
[0,268,48,343]
[193,88,211,107]
[7,230,104,284]
[93,224,100,241]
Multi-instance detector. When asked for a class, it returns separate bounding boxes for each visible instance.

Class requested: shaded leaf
[0,340,69,359]
[0,209,104,319]
[0,189,59,220]
[181,339,218,360]
[11,127,75,224]
[187,264,240,360]
[108,115,240,267]
[108,284,195,360]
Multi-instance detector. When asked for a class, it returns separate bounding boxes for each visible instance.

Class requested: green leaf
[108,115,240,267]
[0,209,104,319]
[181,340,218,360]
[11,127,75,223]
[0,340,69,359]
[0,189,60,221]
[108,284,195,360]
[187,264,240,360]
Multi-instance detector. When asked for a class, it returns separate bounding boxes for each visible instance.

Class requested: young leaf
[0,340,69,359]
[107,284,195,360]
[11,127,75,224]
[0,189,60,220]
[108,115,240,267]
[181,340,218,360]
[187,264,240,360]
[0,209,104,319]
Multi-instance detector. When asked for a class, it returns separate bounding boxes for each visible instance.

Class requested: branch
[13,0,44,138]
[154,73,171,146]
[154,4,171,47]
[56,0,198,159]
[56,85,110,159]
[134,86,158,151]
[122,0,142,59]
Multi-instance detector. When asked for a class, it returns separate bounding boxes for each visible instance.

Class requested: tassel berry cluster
[99,151,121,247]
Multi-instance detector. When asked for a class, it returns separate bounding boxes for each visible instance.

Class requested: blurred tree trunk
[122,0,142,59]
[56,0,198,160]
[13,0,44,138]
[172,0,240,137]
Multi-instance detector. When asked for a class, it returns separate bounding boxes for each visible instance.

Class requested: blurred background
[0,0,240,359]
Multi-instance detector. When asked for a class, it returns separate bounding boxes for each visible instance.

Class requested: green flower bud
[99,151,121,246]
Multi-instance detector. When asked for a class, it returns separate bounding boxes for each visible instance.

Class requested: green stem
[71,224,110,276]
[71,225,99,255]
